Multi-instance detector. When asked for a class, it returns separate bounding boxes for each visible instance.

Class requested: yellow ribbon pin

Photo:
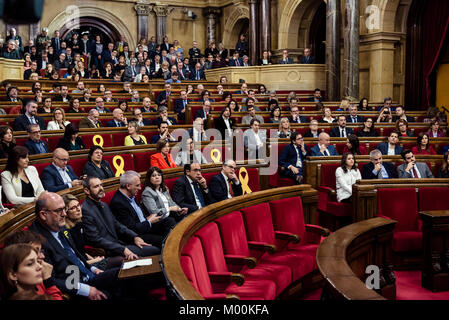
[93,135,104,147]
[238,167,252,195]
[113,155,125,177]
[63,230,69,239]
[210,148,222,164]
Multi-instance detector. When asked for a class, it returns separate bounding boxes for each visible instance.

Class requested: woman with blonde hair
[124,121,148,146]
[277,117,292,138]
[47,108,70,130]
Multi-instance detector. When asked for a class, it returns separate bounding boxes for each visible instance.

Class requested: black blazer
[81,197,138,256]
[172,176,212,214]
[288,115,309,124]
[304,131,319,138]
[57,137,85,151]
[13,114,45,131]
[330,127,354,138]
[214,116,235,139]
[109,190,152,236]
[82,160,114,180]
[361,162,397,179]
[209,173,243,203]
[155,91,170,106]
[346,115,365,123]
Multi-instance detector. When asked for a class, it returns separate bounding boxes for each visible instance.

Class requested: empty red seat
[67,158,88,176]
[133,151,156,173]
[418,187,449,211]
[82,134,113,149]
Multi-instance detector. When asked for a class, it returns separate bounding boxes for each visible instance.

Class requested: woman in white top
[175,138,207,166]
[320,107,336,123]
[47,108,70,130]
[1,146,44,205]
[335,152,361,203]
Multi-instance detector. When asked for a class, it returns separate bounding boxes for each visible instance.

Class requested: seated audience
[79,109,101,128]
[426,119,446,138]
[320,107,336,123]
[209,160,243,203]
[310,132,338,156]
[111,171,176,250]
[397,149,434,178]
[150,139,177,169]
[288,105,308,124]
[0,125,16,158]
[152,106,177,126]
[304,120,320,138]
[411,133,436,155]
[82,146,114,180]
[57,123,85,151]
[124,121,148,146]
[175,138,207,166]
[396,119,413,137]
[37,97,53,114]
[41,148,83,192]
[362,149,397,179]
[174,90,190,120]
[243,119,266,159]
[13,100,45,131]
[172,163,212,217]
[131,108,152,127]
[331,115,354,138]
[346,105,365,123]
[67,98,81,113]
[438,152,449,178]
[343,134,367,155]
[335,153,361,203]
[106,109,127,127]
[376,130,402,155]
[357,117,377,137]
[140,96,157,113]
[194,101,211,123]
[188,117,208,142]
[336,99,350,112]
[277,117,292,138]
[358,97,374,111]
[279,132,307,184]
[214,106,235,140]
[392,105,414,123]
[269,106,281,123]
[24,124,50,155]
[47,108,70,130]
[376,106,393,123]
[151,121,176,144]
[155,83,172,108]
[242,105,264,125]
[1,146,44,205]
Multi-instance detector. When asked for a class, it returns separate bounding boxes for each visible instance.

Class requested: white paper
[122,258,153,270]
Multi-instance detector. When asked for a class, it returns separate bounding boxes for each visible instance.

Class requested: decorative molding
[153,5,174,17]
[134,3,153,15]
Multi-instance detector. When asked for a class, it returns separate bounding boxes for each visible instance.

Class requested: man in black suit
[13,99,46,131]
[24,124,50,155]
[109,171,175,249]
[106,108,127,127]
[152,106,177,127]
[228,51,243,67]
[29,192,120,300]
[176,61,188,80]
[362,149,397,179]
[174,90,190,120]
[122,58,139,82]
[161,36,172,53]
[155,83,172,108]
[279,132,308,184]
[53,85,72,102]
[392,106,414,123]
[172,163,212,216]
[81,176,160,258]
[330,115,354,138]
[188,41,202,66]
[209,160,243,203]
[188,117,208,142]
[346,105,365,123]
[4,86,21,102]
[51,30,62,54]
[299,48,316,64]
[190,62,206,80]
[288,105,308,124]
[280,49,294,64]
[24,61,38,80]
[214,106,235,140]
[131,108,152,127]
[308,88,323,103]
[194,100,211,124]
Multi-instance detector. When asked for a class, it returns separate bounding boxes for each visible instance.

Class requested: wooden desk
[118,255,162,280]
[420,211,449,292]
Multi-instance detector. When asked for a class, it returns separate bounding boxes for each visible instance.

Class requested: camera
[187,10,197,20]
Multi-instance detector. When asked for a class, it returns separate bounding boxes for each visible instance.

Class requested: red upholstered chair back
[164,177,178,194]
[215,211,250,257]
[112,132,128,147]
[418,187,449,211]
[202,145,231,163]
[33,162,49,176]
[67,158,88,176]
[82,134,113,149]
[377,188,419,231]
[181,237,213,296]
[269,197,305,241]
[133,151,155,173]
[103,153,135,175]
[320,163,340,189]
[202,172,217,185]
[180,255,200,292]
[241,203,276,245]
[238,167,260,193]
[195,223,228,273]
[47,136,60,151]
[102,189,117,205]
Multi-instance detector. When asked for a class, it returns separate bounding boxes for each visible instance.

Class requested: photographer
[377,106,393,123]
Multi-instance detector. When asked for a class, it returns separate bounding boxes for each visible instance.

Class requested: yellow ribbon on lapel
[93,135,104,147]
[113,155,125,177]
[238,167,252,195]
[210,148,222,164]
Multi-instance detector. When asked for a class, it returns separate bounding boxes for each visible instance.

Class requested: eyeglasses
[30,130,41,134]
[67,203,81,211]
[226,165,236,170]
[45,207,65,215]
[56,157,69,162]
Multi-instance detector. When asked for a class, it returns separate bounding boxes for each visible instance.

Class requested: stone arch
[46,5,135,49]
[278,0,324,50]
[222,5,249,50]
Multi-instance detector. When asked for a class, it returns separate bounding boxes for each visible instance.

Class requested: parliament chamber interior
[0,0,449,304]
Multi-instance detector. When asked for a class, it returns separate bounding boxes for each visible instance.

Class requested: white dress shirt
[335,167,361,202]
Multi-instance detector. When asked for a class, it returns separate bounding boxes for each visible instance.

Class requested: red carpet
[395,270,449,300]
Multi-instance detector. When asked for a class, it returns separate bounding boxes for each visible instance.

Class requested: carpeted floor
[394,270,449,300]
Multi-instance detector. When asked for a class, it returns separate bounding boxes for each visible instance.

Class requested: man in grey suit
[81,176,160,259]
[279,49,294,64]
[242,105,264,125]
[397,149,434,178]
[243,119,267,160]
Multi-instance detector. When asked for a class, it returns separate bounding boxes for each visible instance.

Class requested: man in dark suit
[304,120,320,138]
[308,88,323,103]
[376,131,403,155]
[131,108,152,127]
[280,49,294,64]
[13,99,45,131]
[188,41,202,66]
[214,106,235,140]
[152,106,177,127]
[51,30,62,54]
[194,101,211,124]
[190,63,206,80]
[172,163,212,217]
[288,105,308,124]
[362,149,397,179]
[122,58,139,82]
[155,83,172,108]
[4,86,21,103]
[174,90,190,121]
[330,115,354,138]
[299,48,316,64]
[52,85,72,102]
[24,124,50,155]
[228,51,243,67]
[109,171,175,249]
[309,132,339,156]
[346,105,365,123]
[29,192,121,300]
[41,148,83,192]
[209,160,243,203]
[150,121,176,144]
[176,61,188,80]
[188,117,208,142]
[161,36,172,53]
[106,109,127,127]
[81,176,160,258]
[392,106,414,123]
[279,132,308,184]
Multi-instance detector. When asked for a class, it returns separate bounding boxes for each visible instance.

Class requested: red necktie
[228,179,234,197]
[236,59,240,66]
[412,166,419,178]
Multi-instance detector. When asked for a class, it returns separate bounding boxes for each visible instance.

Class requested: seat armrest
[84,246,106,257]
[226,294,240,300]
[305,224,330,237]
[203,293,232,300]
[248,241,277,254]
[209,271,245,286]
[376,214,392,220]
[224,254,257,269]
[317,186,336,196]
[275,231,300,244]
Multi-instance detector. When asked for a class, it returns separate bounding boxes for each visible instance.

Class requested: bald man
[42,148,83,192]
[106,108,127,127]
[309,132,339,156]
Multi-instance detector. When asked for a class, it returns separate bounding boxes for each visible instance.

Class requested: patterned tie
[58,232,94,281]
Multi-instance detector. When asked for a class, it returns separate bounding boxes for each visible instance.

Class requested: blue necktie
[58,231,95,281]
[192,182,205,208]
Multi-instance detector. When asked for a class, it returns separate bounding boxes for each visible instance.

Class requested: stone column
[203,8,221,46]
[153,5,174,45]
[134,4,152,41]
[259,0,271,58]
[343,0,360,101]
[325,0,341,101]
[29,22,40,44]
[249,0,259,66]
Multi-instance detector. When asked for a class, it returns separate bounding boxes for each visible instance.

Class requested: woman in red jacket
[150,139,177,169]
[411,132,436,155]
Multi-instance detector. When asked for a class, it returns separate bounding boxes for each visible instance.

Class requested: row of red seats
[180,196,327,299]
